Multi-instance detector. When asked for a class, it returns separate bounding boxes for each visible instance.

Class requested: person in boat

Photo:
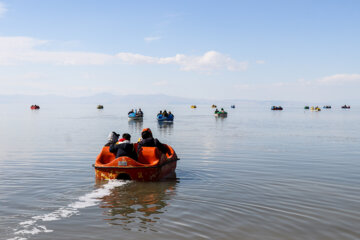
[220,108,225,113]
[163,110,168,117]
[168,111,174,118]
[109,133,138,160]
[157,110,163,116]
[214,108,219,113]
[137,128,168,153]
[128,109,134,115]
[104,131,120,146]
[137,108,143,117]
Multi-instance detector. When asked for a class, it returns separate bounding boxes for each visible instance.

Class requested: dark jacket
[137,137,168,153]
[109,141,137,160]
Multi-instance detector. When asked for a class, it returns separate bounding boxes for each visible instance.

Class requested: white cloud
[144,36,162,42]
[0,2,7,17]
[153,80,168,86]
[117,50,248,72]
[317,74,360,85]
[0,36,247,72]
[256,60,265,64]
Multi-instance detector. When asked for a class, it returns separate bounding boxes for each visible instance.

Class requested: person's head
[122,133,131,141]
[169,111,172,114]
[141,128,153,139]
[221,108,224,110]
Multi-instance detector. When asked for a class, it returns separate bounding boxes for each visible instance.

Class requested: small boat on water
[30,105,40,110]
[211,104,217,108]
[231,105,235,108]
[191,105,197,109]
[214,112,227,117]
[271,106,283,110]
[311,106,321,112]
[214,108,227,117]
[97,105,104,109]
[157,114,174,122]
[342,105,351,109]
[93,144,179,181]
[323,105,331,109]
[128,112,143,120]
[304,106,310,110]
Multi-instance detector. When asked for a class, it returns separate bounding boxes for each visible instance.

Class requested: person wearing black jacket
[137,128,168,153]
[109,133,137,160]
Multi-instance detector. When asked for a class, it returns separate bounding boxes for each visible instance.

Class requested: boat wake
[8,180,127,240]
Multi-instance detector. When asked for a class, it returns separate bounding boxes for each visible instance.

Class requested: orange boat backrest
[97,146,115,164]
[137,147,161,165]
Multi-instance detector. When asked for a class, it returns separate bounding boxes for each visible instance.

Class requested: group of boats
[304,105,351,111]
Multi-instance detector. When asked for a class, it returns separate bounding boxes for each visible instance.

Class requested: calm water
[0,103,359,240]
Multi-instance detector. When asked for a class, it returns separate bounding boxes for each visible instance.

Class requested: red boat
[30,105,40,110]
[93,143,179,181]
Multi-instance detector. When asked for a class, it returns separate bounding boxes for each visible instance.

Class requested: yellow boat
[191,105,197,109]
[310,106,321,112]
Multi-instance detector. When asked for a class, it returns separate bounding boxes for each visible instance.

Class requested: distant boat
[128,112,143,120]
[214,112,227,117]
[30,105,40,110]
[231,105,235,108]
[342,105,350,109]
[157,114,174,122]
[214,109,227,117]
[271,106,283,110]
[191,105,197,109]
[323,105,331,109]
[304,106,310,109]
[311,106,321,112]
[97,105,104,109]
[211,104,217,108]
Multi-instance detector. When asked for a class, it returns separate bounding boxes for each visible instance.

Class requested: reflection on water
[97,177,178,232]
[128,119,143,131]
[157,122,174,136]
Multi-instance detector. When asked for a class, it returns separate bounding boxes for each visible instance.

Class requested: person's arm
[154,139,169,153]
[109,143,118,153]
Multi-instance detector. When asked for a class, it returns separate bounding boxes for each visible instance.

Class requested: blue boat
[157,114,174,122]
[128,111,143,120]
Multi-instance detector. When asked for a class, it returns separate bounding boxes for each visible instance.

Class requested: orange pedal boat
[93,143,179,181]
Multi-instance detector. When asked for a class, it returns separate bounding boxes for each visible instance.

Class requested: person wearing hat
[137,128,168,153]
[109,133,137,160]
[105,131,120,146]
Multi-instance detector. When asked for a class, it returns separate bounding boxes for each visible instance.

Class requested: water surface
[0,103,359,240]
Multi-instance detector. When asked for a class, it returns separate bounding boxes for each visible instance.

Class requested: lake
[0,103,359,240]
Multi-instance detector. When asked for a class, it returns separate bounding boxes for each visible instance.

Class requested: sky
[0,0,359,102]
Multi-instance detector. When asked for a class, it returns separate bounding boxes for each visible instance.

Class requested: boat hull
[157,115,174,122]
[214,113,227,117]
[94,160,177,181]
[128,116,143,121]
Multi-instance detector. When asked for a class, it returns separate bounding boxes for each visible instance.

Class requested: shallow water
[0,103,359,240]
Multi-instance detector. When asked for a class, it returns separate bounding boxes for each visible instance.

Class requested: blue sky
[0,0,359,102]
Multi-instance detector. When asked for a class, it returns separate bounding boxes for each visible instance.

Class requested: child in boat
[137,128,168,153]
[109,133,137,160]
